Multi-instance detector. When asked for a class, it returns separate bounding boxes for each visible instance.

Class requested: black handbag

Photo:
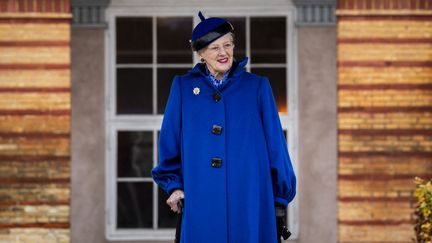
[276,205,291,242]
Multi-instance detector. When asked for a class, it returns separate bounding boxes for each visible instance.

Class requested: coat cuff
[274,197,288,208]
[167,181,183,195]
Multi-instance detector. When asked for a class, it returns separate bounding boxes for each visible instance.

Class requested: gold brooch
[193,87,200,95]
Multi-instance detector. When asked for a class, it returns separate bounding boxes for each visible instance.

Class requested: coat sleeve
[258,77,296,207]
[151,76,183,195]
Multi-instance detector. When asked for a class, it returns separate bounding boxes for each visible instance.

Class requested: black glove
[275,204,291,242]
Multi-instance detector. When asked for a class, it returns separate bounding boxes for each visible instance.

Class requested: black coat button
[211,158,222,168]
[212,125,222,135]
[213,92,221,102]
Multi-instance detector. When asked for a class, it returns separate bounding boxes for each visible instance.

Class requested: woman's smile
[218,57,229,64]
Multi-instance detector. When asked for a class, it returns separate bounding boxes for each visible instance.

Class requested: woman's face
[199,33,234,76]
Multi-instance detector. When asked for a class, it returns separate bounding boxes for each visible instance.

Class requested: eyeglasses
[206,42,235,54]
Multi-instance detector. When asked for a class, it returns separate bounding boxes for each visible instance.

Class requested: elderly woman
[152,11,296,243]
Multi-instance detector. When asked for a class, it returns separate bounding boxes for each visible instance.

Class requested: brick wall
[337,0,432,242]
[0,1,71,242]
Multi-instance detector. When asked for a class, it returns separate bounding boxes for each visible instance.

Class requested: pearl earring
[200,57,205,63]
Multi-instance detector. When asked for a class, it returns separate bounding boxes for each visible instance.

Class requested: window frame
[105,6,299,241]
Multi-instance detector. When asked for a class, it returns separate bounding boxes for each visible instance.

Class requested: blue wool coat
[152,57,296,243]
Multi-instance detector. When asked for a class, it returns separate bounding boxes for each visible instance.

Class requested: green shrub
[414,177,432,243]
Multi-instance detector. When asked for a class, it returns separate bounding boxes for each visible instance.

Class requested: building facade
[0,0,430,242]
[0,0,71,242]
[337,0,432,242]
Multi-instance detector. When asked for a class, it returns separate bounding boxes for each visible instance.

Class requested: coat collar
[190,57,249,79]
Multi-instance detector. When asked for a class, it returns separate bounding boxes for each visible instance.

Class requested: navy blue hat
[191,11,234,51]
